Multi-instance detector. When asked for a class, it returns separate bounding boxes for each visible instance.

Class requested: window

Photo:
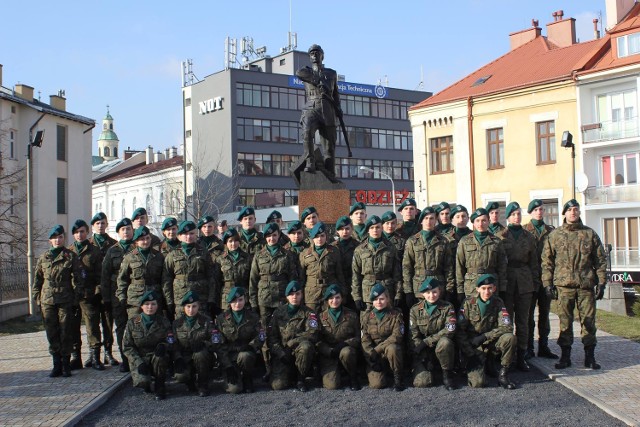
[57,178,66,214]
[617,32,640,58]
[121,199,126,218]
[111,201,115,220]
[9,188,15,215]
[596,90,637,140]
[487,128,504,169]
[9,130,15,159]
[603,216,639,267]
[132,197,137,214]
[185,97,191,107]
[113,147,118,157]
[146,194,152,220]
[174,191,180,215]
[103,123,107,130]
[56,125,67,161]
[159,191,165,215]
[170,191,175,214]
[601,153,639,186]
[11,105,16,114]
[185,130,192,138]
[103,146,110,157]
[430,136,453,174]
[541,198,560,227]
[239,188,298,207]
[536,121,556,164]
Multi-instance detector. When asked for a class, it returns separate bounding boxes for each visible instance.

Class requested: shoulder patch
[501,307,511,326]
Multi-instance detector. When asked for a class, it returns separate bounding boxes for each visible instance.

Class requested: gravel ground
[78,367,624,427]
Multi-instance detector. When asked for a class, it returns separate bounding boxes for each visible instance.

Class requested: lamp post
[26,122,45,319]
[359,166,396,213]
[561,131,576,200]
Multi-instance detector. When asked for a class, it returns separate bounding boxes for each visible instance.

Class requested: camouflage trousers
[557,287,597,347]
[226,351,258,394]
[271,340,316,390]
[318,346,358,390]
[528,289,552,349]
[503,288,533,350]
[175,349,213,389]
[70,298,103,351]
[412,336,455,388]
[41,303,74,356]
[366,344,403,389]
[467,333,516,388]
[130,352,169,388]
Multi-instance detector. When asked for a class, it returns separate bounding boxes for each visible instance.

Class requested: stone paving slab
[529,312,640,427]
[0,331,129,427]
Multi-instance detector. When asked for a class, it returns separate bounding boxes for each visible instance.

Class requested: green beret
[287,220,303,234]
[48,224,65,239]
[470,208,489,222]
[267,210,282,223]
[527,199,543,214]
[398,198,417,212]
[226,287,246,303]
[132,226,150,241]
[237,206,255,221]
[90,212,107,225]
[71,219,89,234]
[369,283,387,300]
[177,220,196,234]
[381,211,397,224]
[139,290,159,306]
[115,218,132,232]
[485,202,499,212]
[197,215,215,229]
[161,217,178,231]
[419,277,443,293]
[263,222,280,237]
[477,274,496,287]
[365,215,381,232]
[285,280,302,296]
[300,206,317,222]
[349,202,366,215]
[418,207,436,224]
[181,290,199,306]
[222,228,239,243]
[335,216,352,230]
[562,199,579,214]
[449,205,468,219]
[505,202,520,219]
[131,207,148,221]
[323,284,342,301]
[309,222,326,238]
[435,202,450,214]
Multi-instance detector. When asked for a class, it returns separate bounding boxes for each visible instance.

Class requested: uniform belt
[421,270,437,276]
[306,278,327,285]
[508,261,528,268]
[175,274,199,281]
[466,268,495,274]
[260,274,288,281]
[364,274,386,281]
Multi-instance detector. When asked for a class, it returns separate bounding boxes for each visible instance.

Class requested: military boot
[349,373,361,391]
[49,354,63,378]
[61,355,72,378]
[442,370,456,391]
[119,353,130,373]
[516,349,530,372]
[485,355,499,378]
[537,338,559,359]
[584,345,601,370]
[69,350,83,370]
[91,347,105,371]
[524,346,535,360]
[324,158,335,177]
[154,375,166,401]
[555,346,572,369]
[296,370,308,392]
[498,366,516,390]
[104,344,120,366]
[242,372,255,394]
[392,371,405,392]
[84,355,93,368]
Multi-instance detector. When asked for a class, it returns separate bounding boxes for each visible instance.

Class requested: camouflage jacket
[331,238,359,287]
[68,242,102,298]
[317,307,360,357]
[524,221,555,291]
[162,245,218,306]
[172,312,217,358]
[248,246,299,309]
[239,229,266,259]
[214,249,252,306]
[101,242,134,303]
[159,239,181,256]
[496,226,541,294]
[455,233,507,295]
[409,299,457,353]
[268,305,320,358]
[403,232,455,295]
[217,308,265,366]
[117,248,165,307]
[457,295,513,357]
[33,248,84,305]
[396,220,420,240]
[299,245,345,305]
[198,235,225,259]
[360,307,404,358]
[352,239,403,303]
[88,233,117,257]
[123,314,172,366]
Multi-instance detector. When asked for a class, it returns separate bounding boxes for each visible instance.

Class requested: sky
[1,1,607,154]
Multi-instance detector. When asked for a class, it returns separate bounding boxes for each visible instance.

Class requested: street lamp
[561,131,576,200]
[360,166,396,213]
[27,119,45,320]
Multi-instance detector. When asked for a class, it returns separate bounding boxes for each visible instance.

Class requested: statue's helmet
[308,44,324,55]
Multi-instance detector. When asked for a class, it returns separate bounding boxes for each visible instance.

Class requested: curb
[63,374,131,427]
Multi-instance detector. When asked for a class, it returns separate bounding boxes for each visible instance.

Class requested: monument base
[298,188,350,225]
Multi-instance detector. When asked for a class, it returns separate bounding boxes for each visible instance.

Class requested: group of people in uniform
[33,196,607,399]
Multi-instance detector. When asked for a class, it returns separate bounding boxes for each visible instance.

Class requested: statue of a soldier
[296,44,342,176]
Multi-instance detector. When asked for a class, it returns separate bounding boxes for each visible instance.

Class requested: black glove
[210,303,222,318]
[225,366,239,384]
[457,293,466,306]
[595,284,606,301]
[331,342,349,358]
[370,358,385,372]
[369,351,381,365]
[405,293,418,308]
[154,343,168,358]
[173,357,187,374]
[424,336,438,348]
[355,300,367,312]
[138,362,151,376]
[471,334,487,347]
[545,285,558,300]
[191,341,205,353]
[166,304,176,322]
[239,344,255,353]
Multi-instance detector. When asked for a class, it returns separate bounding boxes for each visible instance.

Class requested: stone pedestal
[596,282,627,315]
[298,188,350,225]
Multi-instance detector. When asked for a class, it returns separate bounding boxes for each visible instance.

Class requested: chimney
[146,145,154,164]
[14,84,34,101]
[154,151,165,162]
[0,64,3,87]
[594,18,601,40]
[49,94,66,111]
[547,12,576,47]
[165,147,170,159]
[606,0,636,30]
[169,146,178,158]
[509,19,542,50]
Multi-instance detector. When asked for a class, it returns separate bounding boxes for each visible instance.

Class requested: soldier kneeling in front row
[457,274,517,390]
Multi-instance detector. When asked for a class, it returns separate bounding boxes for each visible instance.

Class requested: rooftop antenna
[181,59,199,87]
[224,37,238,70]
[281,0,297,53]
[416,65,424,90]
[377,75,389,87]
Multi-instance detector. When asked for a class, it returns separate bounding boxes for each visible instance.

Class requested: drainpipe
[467,97,477,210]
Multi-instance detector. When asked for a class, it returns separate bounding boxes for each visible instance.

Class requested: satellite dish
[576,173,589,193]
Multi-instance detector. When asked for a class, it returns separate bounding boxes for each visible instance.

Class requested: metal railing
[0,261,28,303]
[582,117,640,143]
[584,184,640,204]
[610,249,640,269]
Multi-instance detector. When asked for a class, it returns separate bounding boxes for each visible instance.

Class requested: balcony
[610,249,640,269]
[582,117,639,143]
[584,183,640,205]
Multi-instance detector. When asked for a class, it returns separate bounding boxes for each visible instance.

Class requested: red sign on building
[354,189,410,206]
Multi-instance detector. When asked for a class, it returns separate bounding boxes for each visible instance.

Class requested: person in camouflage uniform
[217,287,266,394]
[131,208,162,251]
[68,219,104,371]
[301,206,320,235]
[361,283,405,391]
[214,229,251,308]
[523,199,558,360]
[331,216,359,310]
[88,212,119,367]
[541,199,607,370]
[382,211,406,264]
[284,220,309,255]
[299,222,345,312]
[456,208,507,304]
[123,291,172,400]
[268,281,320,391]
[457,274,516,390]
[172,291,217,397]
[237,207,266,258]
[496,202,538,371]
[316,284,361,390]
[435,202,454,237]
[158,217,180,255]
[117,226,165,319]
[162,220,218,321]
[352,216,403,312]
[267,210,291,247]
[198,215,224,259]
[33,225,84,378]
[486,201,506,235]
[349,202,368,242]
[101,218,135,372]
[409,278,457,390]
[403,207,455,307]
[396,198,420,239]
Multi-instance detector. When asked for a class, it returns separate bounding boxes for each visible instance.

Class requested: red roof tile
[93,156,183,183]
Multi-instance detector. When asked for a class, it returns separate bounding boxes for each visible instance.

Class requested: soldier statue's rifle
[318,78,352,158]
